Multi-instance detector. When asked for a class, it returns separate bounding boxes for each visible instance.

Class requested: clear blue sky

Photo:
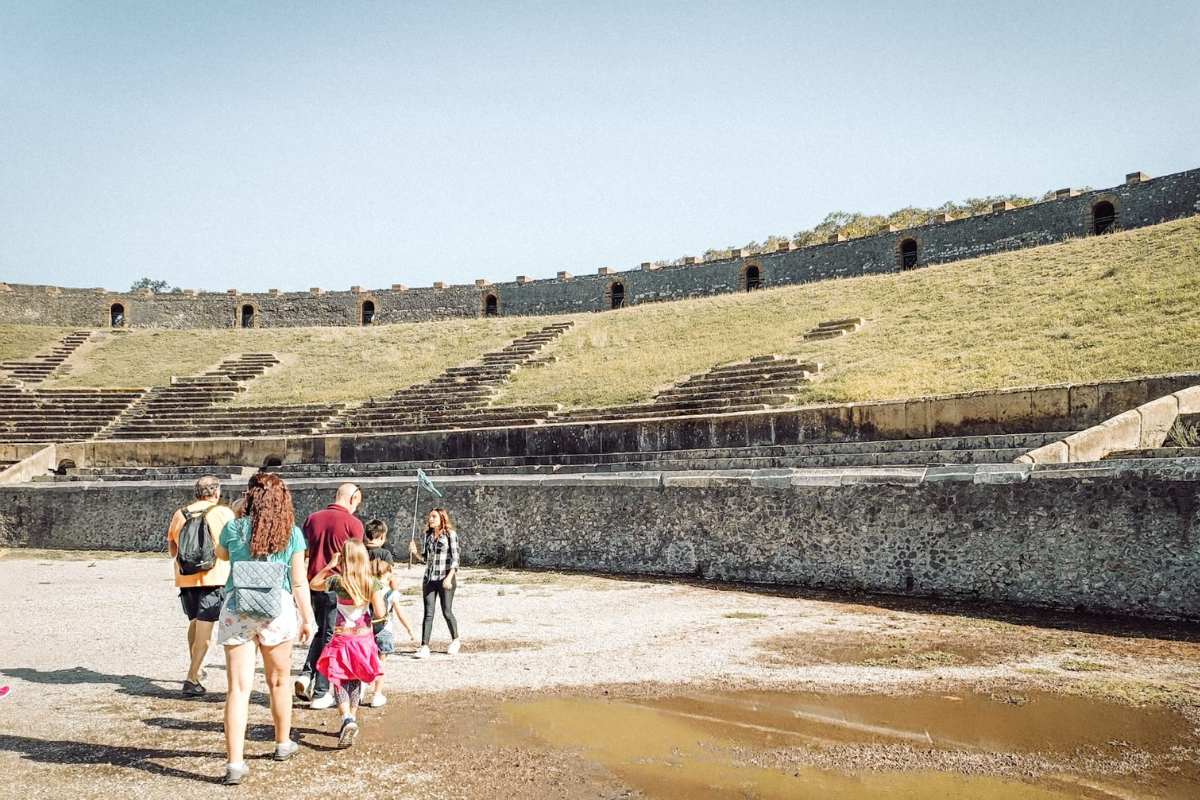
[1,1,1197,292]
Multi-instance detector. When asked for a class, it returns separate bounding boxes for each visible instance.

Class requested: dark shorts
[179,586,225,622]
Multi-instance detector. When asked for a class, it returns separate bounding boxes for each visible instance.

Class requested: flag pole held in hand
[409,469,443,570]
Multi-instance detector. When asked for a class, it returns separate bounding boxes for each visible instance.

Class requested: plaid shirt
[423,529,459,582]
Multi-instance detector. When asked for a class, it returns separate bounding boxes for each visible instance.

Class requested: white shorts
[217,595,299,647]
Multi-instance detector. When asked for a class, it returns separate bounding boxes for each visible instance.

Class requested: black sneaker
[182,680,206,697]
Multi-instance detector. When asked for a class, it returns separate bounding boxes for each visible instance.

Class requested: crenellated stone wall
[3,168,1199,328]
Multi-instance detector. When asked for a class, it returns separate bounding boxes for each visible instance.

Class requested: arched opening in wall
[609,282,625,309]
[484,294,498,317]
[1092,201,1117,235]
[262,455,283,470]
[110,303,126,328]
[899,238,919,270]
[744,265,762,291]
[54,459,76,476]
[240,304,256,328]
[360,300,375,325]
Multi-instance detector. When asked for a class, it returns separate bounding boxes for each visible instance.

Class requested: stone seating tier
[35,431,1074,482]
[0,330,93,383]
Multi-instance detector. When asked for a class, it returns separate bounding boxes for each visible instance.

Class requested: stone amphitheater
[0,167,1198,622]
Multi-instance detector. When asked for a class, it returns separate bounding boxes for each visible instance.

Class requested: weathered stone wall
[4,169,1199,327]
[2,461,1197,619]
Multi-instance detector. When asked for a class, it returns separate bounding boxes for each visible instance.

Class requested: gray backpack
[229,524,287,618]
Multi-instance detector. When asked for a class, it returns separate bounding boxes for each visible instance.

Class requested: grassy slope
[50,318,555,406]
[0,325,72,366]
[500,216,1200,408]
[15,216,1200,408]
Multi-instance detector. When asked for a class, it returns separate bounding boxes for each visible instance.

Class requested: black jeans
[303,590,338,696]
[421,578,458,645]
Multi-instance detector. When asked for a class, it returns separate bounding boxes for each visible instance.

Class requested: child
[364,518,393,564]
[365,558,416,708]
[309,540,385,748]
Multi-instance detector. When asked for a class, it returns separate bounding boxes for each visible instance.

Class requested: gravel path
[1,551,1198,798]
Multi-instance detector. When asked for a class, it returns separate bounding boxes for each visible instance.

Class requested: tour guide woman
[409,507,461,658]
[214,471,316,785]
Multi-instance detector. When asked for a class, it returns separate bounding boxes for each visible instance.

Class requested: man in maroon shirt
[295,482,364,708]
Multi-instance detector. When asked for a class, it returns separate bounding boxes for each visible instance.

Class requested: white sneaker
[413,645,430,659]
[446,639,461,655]
[310,692,335,710]
[370,692,388,708]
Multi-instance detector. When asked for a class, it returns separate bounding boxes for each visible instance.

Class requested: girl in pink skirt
[310,539,385,748]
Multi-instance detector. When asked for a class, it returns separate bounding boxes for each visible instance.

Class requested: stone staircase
[330,322,573,434]
[0,383,146,444]
[0,330,95,383]
[803,317,864,341]
[556,355,819,423]
[100,353,343,440]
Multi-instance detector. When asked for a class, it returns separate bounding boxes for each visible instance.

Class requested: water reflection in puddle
[503,689,1199,799]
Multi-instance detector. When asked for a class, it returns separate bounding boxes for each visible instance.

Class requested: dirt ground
[1,550,1198,799]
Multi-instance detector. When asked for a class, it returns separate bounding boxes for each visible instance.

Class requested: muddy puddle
[500,689,1200,799]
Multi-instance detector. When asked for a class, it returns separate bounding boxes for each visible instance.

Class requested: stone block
[826,233,847,243]
[903,399,932,438]
[1029,386,1070,426]
[432,281,446,289]
[1022,440,1069,464]
[682,256,699,265]
[729,248,749,258]
[1137,395,1178,448]
[928,392,998,436]
[1126,171,1150,185]
[929,213,952,223]
[390,284,407,292]
[1064,410,1141,462]
[597,267,613,276]
[1054,188,1075,199]
[350,285,362,294]
[973,463,1031,484]
[1174,385,1200,415]
[639,262,655,271]
[557,271,572,280]
[838,466,926,485]
[474,279,489,287]
[1068,383,1101,426]
[515,276,530,285]
[992,201,1014,212]
[310,287,324,295]
[789,469,844,486]
[924,465,977,482]
[850,401,906,439]
[1098,379,1152,419]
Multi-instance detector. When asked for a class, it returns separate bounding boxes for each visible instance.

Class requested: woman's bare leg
[259,640,295,745]
[223,641,257,764]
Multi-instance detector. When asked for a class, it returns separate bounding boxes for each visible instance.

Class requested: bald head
[335,482,362,512]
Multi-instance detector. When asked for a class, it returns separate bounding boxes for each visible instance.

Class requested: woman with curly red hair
[214,471,315,785]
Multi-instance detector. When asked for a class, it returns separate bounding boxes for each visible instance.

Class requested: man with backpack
[166,474,235,697]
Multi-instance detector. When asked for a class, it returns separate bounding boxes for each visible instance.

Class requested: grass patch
[500,216,1200,408]
[47,317,559,406]
[0,325,73,365]
[723,611,769,620]
[1059,659,1107,672]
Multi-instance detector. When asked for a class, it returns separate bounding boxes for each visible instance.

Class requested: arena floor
[2,550,1199,799]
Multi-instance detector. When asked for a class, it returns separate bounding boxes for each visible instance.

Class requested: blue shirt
[219,517,306,592]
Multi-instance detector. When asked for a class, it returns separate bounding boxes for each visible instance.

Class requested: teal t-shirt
[219,517,306,592]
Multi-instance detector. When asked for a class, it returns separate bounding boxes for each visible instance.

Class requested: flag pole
[409,479,421,570]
